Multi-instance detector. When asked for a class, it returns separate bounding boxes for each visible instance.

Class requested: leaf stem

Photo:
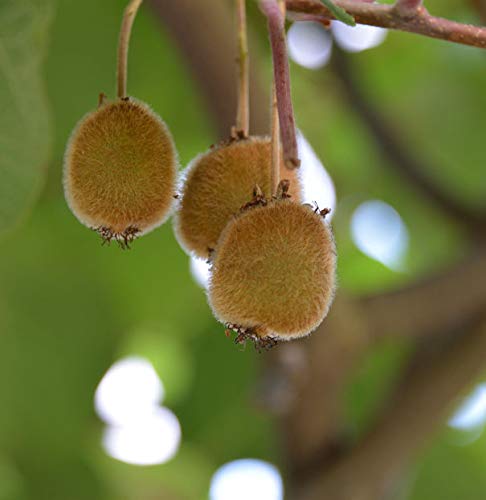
[320,0,355,26]
[117,0,143,99]
[236,0,250,137]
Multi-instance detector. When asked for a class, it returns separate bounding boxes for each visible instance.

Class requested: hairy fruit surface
[174,136,301,258]
[64,98,177,246]
[208,199,336,342]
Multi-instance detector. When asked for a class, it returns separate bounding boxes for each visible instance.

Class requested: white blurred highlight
[190,256,211,290]
[210,459,284,500]
[297,131,336,218]
[103,407,181,466]
[288,21,333,69]
[449,384,486,431]
[350,200,409,271]
[95,356,164,426]
[96,357,182,466]
[332,21,387,53]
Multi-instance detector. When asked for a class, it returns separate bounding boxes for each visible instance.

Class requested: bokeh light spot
[449,384,486,431]
[297,131,337,218]
[209,459,284,500]
[102,407,181,466]
[95,356,164,426]
[350,200,409,271]
[190,256,211,289]
[288,21,333,69]
[332,21,387,53]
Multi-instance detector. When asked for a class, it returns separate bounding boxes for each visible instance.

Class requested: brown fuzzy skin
[174,136,301,258]
[208,200,337,340]
[64,98,177,237]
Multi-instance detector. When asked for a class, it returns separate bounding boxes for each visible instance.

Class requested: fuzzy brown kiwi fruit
[64,98,177,247]
[208,193,336,347]
[174,136,301,259]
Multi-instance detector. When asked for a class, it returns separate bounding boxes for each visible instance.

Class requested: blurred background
[1,0,486,499]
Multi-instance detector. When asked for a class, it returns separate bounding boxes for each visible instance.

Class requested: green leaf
[321,0,356,26]
[0,0,53,238]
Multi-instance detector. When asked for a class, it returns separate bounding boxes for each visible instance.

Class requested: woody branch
[286,0,486,49]
[297,314,486,500]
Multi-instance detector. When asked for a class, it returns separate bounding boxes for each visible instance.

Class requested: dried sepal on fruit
[64,98,177,248]
[208,185,336,348]
[174,136,301,259]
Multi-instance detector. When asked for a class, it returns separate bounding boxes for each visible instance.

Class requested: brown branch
[147,0,269,138]
[330,47,486,234]
[297,314,486,500]
[286,0,486,49]
[363,244,486,339]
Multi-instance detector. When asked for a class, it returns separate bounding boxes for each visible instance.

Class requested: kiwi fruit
[208,191,336,348]
[64,0,177,248]
[64,98,177,248]
[174,136,301,259]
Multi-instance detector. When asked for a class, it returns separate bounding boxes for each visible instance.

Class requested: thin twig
[286,0,486,49]
[117,0,144,99]
[235,0,250,136]
[260,0,301,169]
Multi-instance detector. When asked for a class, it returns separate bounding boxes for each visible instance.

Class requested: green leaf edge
[321,0,356,26]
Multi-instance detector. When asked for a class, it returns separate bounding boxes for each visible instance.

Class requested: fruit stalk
[269,0,285,195]
[117,0,144,99]
[236,0,250,137]
[260,0,301,169]
[270,84,281,196]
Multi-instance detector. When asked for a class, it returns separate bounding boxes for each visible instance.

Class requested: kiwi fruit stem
[270,84,281,196]
[260,0,301,169]
[236,0,250,137]
[117,0,144,99]
[269,1,285,196]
